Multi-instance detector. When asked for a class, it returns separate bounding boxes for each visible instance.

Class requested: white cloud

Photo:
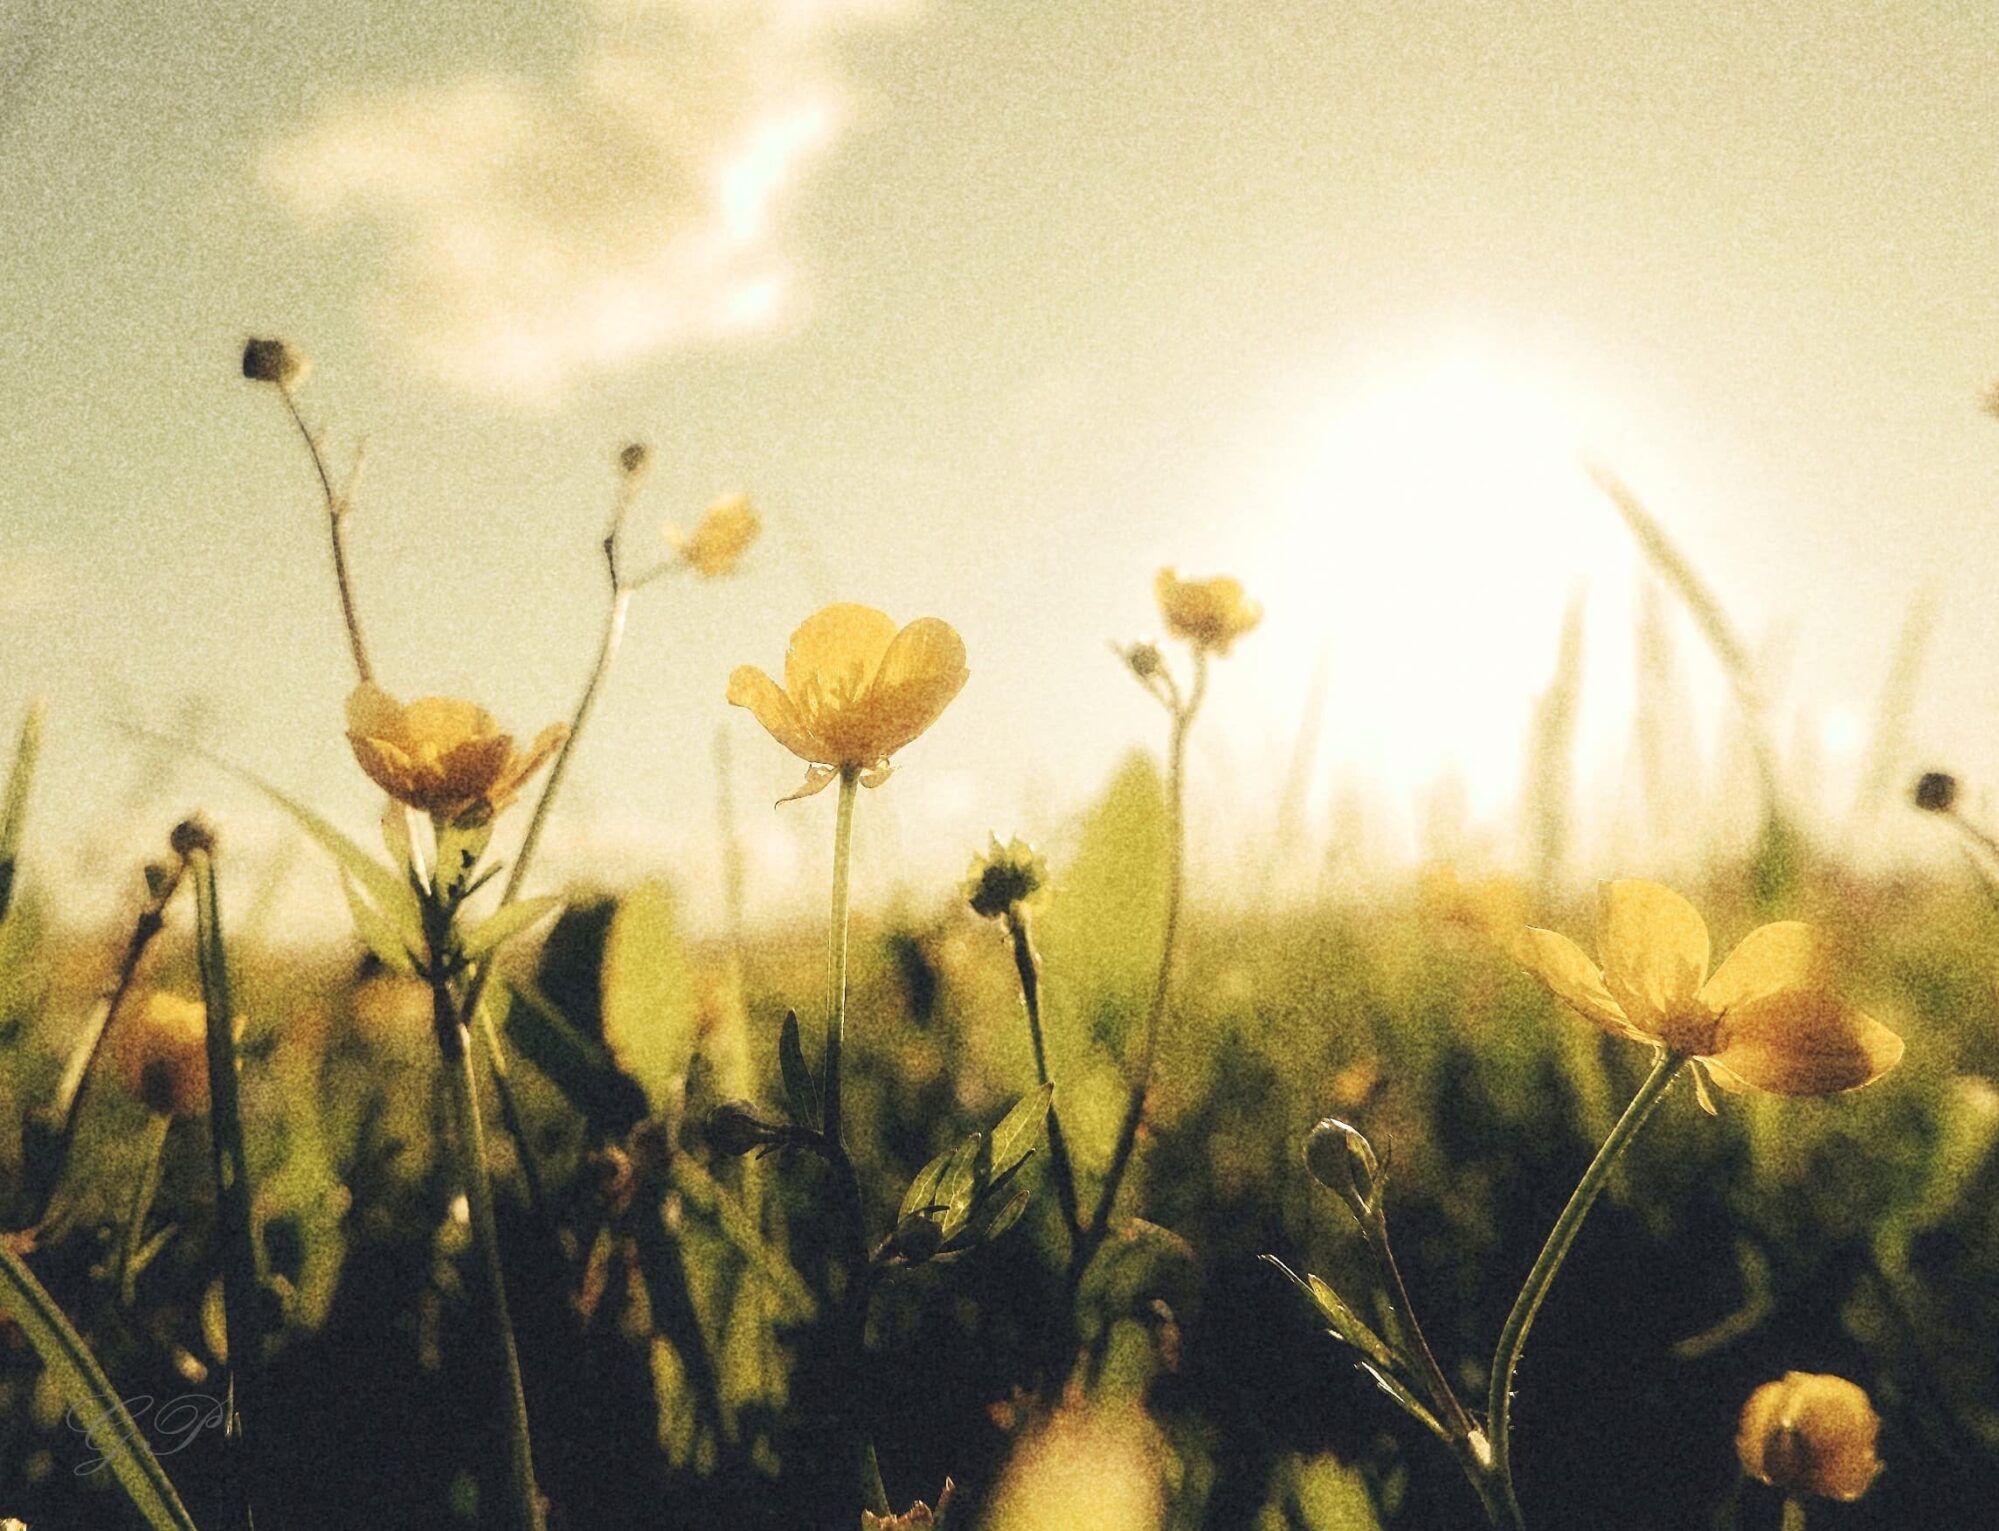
[260,0,912,398]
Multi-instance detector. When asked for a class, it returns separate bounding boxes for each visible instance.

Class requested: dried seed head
[964,834,1049,920]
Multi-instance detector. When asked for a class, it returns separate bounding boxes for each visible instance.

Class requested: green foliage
[600,879,698,1114]
[778,1009,820,1133]
[0,700,43,925]
[1034,749,1169,1073]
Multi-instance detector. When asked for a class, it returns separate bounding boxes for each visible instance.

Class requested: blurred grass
[2,771,1998,1528]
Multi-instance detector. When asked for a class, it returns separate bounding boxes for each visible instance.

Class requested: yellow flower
[113,992,210,1116]
[1510,880,1903,1095]
[1155,569,1261,654]
[1736,1371,1883,1501]
[345,683,567,826]
[726,603,968,801]
[668,492,759,578]
[1417,864,1530,941]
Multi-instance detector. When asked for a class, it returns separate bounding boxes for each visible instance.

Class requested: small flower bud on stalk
[1912,770,1958,813]
[1304,1116,1382,1223]
[241,337,307,390]
[702,1099,789,1158]
[618,442,650,478]
[1737,1372,1883,1502]
[169,815,217,860]
[886,1212,945,1266]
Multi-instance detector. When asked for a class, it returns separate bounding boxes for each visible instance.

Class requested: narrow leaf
[500,983,650,1135]
[0,1239,200,1530]
[779,1010,820,1133]
[986,1083,1053,1183]
[0,698,43,923]
[898,1142,956,1224]
[460,896,563,964]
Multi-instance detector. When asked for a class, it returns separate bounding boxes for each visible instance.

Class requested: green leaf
[0,1239,200,1530]
[778,1010,820,1134]
[338,871,416,975]
[1033,752,1169,1071]
[936,1132,984,1232]
[969,1184,1034,1247]
[0,698,43,924]
[460,896,563,964]
[986,1083,1053,1183]
[601,880,699,1114]
[501,982,650,1135]
[898,1141,955,1224]
[433,816,494,902]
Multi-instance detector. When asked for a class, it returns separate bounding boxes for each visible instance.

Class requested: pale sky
[3,1,1997,926]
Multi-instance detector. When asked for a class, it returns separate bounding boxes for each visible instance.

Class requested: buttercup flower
[345,683,567,826]
[113,991,211,1116]
[726,603,968,801]
[1511,880,1902,1095]
[1418,864,1530,941]
[1736,1371,1883,1501]
[668,492,759,578]
[1154,569,1261,654]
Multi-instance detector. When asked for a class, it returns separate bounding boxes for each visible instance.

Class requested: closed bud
[618,442,650,477]
[703,1099,786,1158]
[1124,641,1164,680]
[1736,1372,1883,1502]
[1304,1116,1381,1221]
[241,337,307,389]
[888,1212,945,1265]
[1912,771,1958,814]
[170,816,217,859]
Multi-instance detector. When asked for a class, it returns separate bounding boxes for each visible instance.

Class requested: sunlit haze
[4,0,1997,930]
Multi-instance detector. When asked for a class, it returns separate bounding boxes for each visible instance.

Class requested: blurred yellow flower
[113,991,210,1116]
[1155,568,1261,654]
[727,603,967,801]
[1736,1371,1883,1501]
[345,683,566,827]
[1417,864,1530,941]
[1510,880,1903,1095]
[668,492,759,578]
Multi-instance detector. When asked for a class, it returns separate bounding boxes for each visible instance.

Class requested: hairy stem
[1486,1051,1685,1527]
[280,387,372,685]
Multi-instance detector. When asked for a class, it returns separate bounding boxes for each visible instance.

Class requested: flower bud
[1304,1116,1381,1221]
[618,442,650,477]
[887,1212,945,1266]
[702,1099,787,1158]
[241,337,307,389]
[1124,641,1164,680]
[1736,1371,1883,1502]
[964,834,1049,920]
[170,816,217,859]
[1912,771,1958,814]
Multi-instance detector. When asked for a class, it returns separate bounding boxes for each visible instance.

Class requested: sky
[3,0,1998,929]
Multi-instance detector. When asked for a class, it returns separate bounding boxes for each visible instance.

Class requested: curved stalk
[1006,908,1082,1255]
[1486,1051,1685,1526]
[1083,649,1206,1267]
[279,386,373,685]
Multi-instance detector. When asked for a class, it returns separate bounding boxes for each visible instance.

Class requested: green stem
[280,386,372,685]
[116,1113,172,1308]
[1486,1051,1686,1526]
[1006,909,1082,1256]
[822,768,860,1148]
[430,972,545,1531]
[1083,649,1206,1267]
[188,842,263,1531]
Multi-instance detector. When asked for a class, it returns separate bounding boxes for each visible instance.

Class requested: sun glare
[1239,341,1650,842]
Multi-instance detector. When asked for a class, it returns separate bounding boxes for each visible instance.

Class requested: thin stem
[430,971,545,1531]
[31,862,182,1229]
[116,1112,172,1308]
[1486,1051,1685,1527]
[1006,909,1082,1256]
[188,842,264,1531]
[1084,648,1207,1263]
[280,387,372,685]
[822,768,860,1148]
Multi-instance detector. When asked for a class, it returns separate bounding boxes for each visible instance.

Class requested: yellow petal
[727,665,824,763]
[1705,989,1904,1096]
[435,732,515,806]
[855,617,968,758]
[348,733,423,805]
[400,696,498,756]
[784,603,898,726]
[1598,880,1711,1030]
[1701,921,1822,1015]
[1509,926,1646,1041]
[345,682,405,738]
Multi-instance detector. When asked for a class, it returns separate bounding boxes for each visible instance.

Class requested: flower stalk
[1485,1050,1686,1527]
[824,767,860,1147]
[1005,907,1083,1255]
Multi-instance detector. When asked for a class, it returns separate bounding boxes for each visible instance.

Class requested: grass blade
[0,1237,200,1530]
[0,698,44,923]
